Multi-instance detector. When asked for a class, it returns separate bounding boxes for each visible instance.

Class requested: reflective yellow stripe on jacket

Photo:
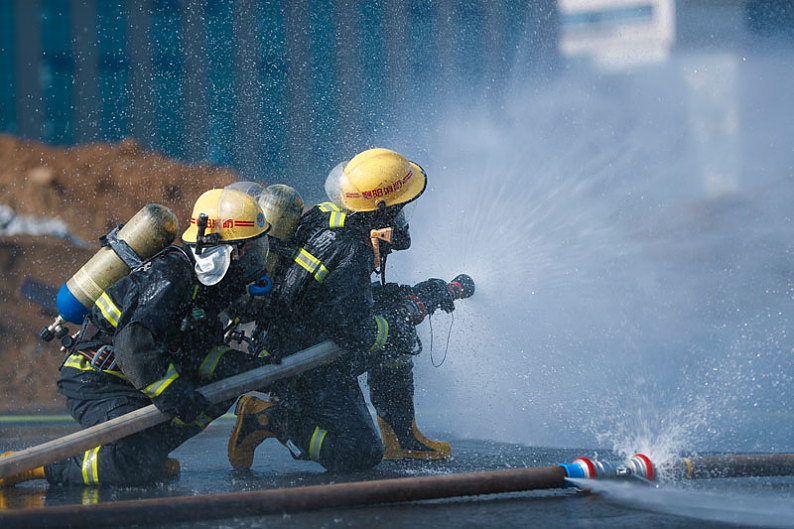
[62,353,127,381]
[318,201,346,228]
[142,363,180,399]
[95,292,121,328]
[294,248,329,282]
[198,345,231,381]
[369,315,389,352]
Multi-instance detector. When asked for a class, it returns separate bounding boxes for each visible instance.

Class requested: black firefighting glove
[150,377,213,424]
[412,278,455,315]
[372,282,412,312]
[373,282,428,325]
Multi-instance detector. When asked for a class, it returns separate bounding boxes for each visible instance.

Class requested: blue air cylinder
[56,204,179,324]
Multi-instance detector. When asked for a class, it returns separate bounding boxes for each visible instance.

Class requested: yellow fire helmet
[182,187,269,246]
[182,187,270,286]
[324,148,427,212]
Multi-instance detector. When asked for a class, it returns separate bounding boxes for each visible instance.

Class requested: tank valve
[40,315,69,343]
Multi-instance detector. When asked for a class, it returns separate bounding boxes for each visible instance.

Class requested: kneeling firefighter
[227,148,474,472]
[1,184,271,487]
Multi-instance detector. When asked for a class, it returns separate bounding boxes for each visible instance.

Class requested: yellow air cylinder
[56,204,179,323]
[258,184,303,276]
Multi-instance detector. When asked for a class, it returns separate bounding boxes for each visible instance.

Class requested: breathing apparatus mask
[190,224,270,288]
[192,242,233,286]
[386,206,412,251]
[365,202,420,284]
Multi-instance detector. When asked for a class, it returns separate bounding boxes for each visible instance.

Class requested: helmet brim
[399,161,427,206]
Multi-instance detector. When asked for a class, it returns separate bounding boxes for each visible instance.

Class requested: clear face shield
[389,207,412,251]
[232,234,270,285]
[324,161,348,209]
[224,181,266,202]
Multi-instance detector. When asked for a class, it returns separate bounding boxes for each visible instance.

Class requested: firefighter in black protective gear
[0,184,271,487]
[227,148,458,473]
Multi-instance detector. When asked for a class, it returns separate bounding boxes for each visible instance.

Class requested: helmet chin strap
[370,227,392,285]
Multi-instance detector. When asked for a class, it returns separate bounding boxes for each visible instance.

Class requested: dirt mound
[0,134,240,413]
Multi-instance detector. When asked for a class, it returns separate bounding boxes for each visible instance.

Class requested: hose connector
[559,453,656,486]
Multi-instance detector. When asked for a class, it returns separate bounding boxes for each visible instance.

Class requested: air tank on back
[41,204,179,343]
[258,184,304,276]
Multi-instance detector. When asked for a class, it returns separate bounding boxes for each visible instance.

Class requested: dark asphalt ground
[1,418,793,528]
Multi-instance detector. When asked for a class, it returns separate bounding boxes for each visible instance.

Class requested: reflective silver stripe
[369,315,389,352]
[308,426,327,461]
[199,346,230,380]
[318,202,345,227]
[95,292,121,328]
[295,248,320,272]
[82,446,101,485]
[294,248,330,282]
[328,211,346,228]
[142,363,179,398]
[314,263,329,282]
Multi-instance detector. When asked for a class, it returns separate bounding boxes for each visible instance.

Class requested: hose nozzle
[448,274,475,300]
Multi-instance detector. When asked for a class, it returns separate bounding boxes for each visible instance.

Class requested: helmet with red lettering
[324,148,427,212]
[182,185,270,286]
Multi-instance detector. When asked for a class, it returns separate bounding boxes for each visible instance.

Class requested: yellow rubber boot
[377,416,451,461]
[0,452,46,487]
[227,395,282,469]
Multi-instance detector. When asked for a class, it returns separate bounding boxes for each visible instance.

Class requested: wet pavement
[2,418,793,528]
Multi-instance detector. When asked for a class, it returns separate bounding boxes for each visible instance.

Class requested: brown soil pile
[0,134,239,414]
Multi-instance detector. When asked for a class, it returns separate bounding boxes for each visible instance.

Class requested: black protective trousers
[368,359,416,438]
[46,378,231,487]
[272,357,417,473]
[274,362,383,473]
